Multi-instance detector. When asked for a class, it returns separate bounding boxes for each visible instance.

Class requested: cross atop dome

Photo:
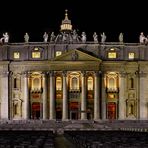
[60,9,72,32]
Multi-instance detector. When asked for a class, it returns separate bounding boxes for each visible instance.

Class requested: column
[81,71,87,120]
[94,71,100,120]
[119,72,126,119]
[139,72,147,120]
[49,71,55,120]
[102,73,106,120]
[1,71,9,119]
[42,72,48,119]
[62,71,68,120]
[23,72,29,119]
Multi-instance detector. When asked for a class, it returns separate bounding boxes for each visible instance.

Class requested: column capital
[0,71,11,77]
[135,71,147,78]
[94,71,102,77]
[41,71,48,77]
[49,71,55,77]
[22,71,31,78]
[120,71,127,78]
[138,71,147,77]
[62,71,67,77]
[81,71,86,77]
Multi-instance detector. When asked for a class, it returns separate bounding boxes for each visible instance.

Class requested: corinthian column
[49,71,55,120]
[0,71,9,119]
[102,73,106,120]
[81,71,87,120]
[23,72,29,119]
[62,71,68,120]
[139,71,147,120]
[94,71,100,120]
[42,72,48,119]
[119,72,126,119]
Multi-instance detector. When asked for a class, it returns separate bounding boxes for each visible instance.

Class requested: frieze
[50,64,99,71]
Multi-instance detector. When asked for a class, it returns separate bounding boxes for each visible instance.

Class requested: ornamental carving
[71,51,78,61]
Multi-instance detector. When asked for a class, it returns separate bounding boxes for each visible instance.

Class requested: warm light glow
[128,52,134,59]
[61,24,72,31]
[34,47,39,51]
[69,72,80,90]
[32,77,41,90]
[110,48,115,51]
[108,78,115,88]
[87,76,93,90]
[32,52,41,58]
[56,51,62,57]
[14,52,20,59]
[56,77,62,90]
[108,52,116,58]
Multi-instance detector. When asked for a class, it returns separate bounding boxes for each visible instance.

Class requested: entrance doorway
[32,103,40,119]
[56,108,62,120]
[107,103,116,119]
[70,111,79,120]
[69,102,79,120]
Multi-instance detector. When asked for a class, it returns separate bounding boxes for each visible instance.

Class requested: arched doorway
[107,102,116,119]
[70,102,79,120]
[32,102,40,119]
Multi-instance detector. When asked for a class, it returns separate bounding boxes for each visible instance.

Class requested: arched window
[130,78,134,88]
[33,78,39,86]
[109,78,115,88]
[72,77,78,90]
[87,76,93,90]
[56,77,62,90]
[32,78,40,90]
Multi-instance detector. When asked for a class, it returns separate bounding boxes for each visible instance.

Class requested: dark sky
[0,0,147,43]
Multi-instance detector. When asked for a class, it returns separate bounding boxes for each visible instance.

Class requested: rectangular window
[128,53,134,59]
[56,51,62,57]
[14,52,20,59]
[108,52,116,58]
[32,52,41,58]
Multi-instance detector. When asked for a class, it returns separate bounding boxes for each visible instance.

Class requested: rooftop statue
[139,32,146,44]
[43,32,48,42]
[101,32,106,43]
[81,32,86,43]
[93,32,98,43]
[50,32,56,42]
[2,32,9,43]
[72,29,79,42]
[55,33,62,43]
[24,33,29,43]
[62,32,68,42]
[119,32,123,43]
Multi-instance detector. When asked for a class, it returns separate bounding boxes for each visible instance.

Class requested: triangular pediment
[53,49,101,62]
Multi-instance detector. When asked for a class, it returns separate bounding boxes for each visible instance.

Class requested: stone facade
[0,42,148,120]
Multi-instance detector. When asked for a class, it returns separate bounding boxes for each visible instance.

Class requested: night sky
[0,0,147,43]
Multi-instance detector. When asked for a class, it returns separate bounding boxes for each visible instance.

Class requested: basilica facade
[0,11,148,121]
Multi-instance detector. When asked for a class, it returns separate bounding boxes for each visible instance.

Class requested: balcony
[69,89,80,99]
[106,88,119,93]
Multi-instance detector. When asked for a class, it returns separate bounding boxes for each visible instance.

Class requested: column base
[94,119,101,122]
[62,119,69,121]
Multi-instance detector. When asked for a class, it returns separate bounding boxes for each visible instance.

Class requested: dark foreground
[0,130,148,148]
